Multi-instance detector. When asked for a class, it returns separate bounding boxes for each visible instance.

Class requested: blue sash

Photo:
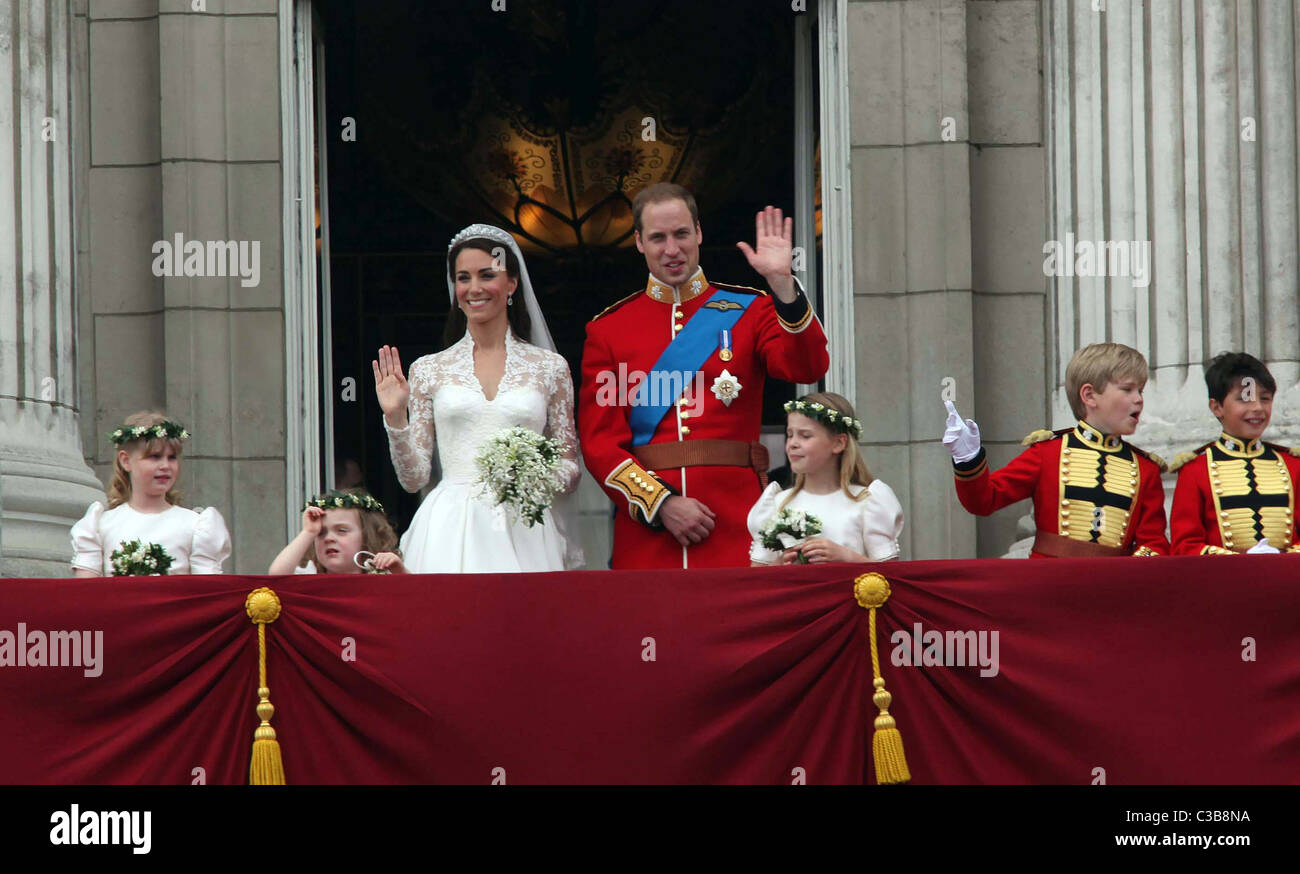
[629,288,757,446]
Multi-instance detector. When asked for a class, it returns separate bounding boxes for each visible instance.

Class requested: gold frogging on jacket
[854,573,910,784]
[246,587,286,785]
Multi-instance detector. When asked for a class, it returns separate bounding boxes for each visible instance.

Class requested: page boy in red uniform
[1168,352,1300,555]
[941,342,1169,557]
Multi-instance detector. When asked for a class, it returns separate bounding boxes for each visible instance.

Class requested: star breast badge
[711,369,742,407]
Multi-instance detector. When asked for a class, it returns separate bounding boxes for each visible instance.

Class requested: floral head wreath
[109,420,190,446]
[783,400,863,439]
[304,490,385,514]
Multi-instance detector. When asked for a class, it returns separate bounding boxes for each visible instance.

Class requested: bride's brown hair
[107,410,184,509]
[442,237,533,349]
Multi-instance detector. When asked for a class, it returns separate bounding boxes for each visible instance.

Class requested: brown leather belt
[1032,531,1129,558]
[633,439,770,489]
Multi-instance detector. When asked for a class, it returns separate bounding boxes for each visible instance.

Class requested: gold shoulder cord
[246,587,286,785]
[855,573,910,784]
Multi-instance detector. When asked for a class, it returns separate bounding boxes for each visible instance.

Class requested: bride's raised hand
[372,345,410,426]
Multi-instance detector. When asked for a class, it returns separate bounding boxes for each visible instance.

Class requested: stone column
[74,0,286,574]
[848,0,977,561]
[848,0,1048,559]
[1046,0,1300,464]
[0,0,105,576]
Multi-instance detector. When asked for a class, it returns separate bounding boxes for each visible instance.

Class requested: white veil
[446,223,585,569]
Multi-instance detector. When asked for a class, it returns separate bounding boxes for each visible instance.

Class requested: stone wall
[75,0,286,573]
[847,0,1048,558]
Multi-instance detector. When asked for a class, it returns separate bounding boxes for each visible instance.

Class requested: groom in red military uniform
[579,183,829,569]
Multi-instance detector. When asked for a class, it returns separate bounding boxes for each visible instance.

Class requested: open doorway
[308,0,824,563]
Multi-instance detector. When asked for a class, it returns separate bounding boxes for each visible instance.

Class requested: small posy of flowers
[109,420,189,446]
[110,539,174,576]
[783,400,862,439]
[760,509,823,563]
[474,426,564,528]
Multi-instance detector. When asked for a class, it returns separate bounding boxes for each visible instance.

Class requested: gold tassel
[854,573,911,784]
[245,587,285,785]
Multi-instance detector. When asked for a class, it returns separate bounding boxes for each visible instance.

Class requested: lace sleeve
[544,352,581,496]
[384,356,436,492]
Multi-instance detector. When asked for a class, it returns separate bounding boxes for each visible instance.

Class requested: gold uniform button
[680,411,690,420]
[674,310,684,320]
[673,323,683,333]
[680,426,691,435]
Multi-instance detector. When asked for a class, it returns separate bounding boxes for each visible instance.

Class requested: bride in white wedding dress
[372,224,584,572]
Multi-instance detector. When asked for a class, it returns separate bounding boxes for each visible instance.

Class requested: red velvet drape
[1,557,1296,784]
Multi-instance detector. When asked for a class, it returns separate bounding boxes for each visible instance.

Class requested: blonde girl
[71,411,231,576]
[746,392,903,565]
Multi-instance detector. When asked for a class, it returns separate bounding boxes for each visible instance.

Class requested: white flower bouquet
[473,426,565,528]
[760,509,823,563]
[110,539,174,576]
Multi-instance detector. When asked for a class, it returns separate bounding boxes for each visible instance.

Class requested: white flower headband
[109,421,189,446]
[783,400,862,439]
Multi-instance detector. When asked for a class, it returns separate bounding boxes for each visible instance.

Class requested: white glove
[1247,539,1280,554]
[942,400,982,463]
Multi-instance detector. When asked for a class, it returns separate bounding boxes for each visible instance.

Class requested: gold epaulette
[1128,444,1168,473]
[590,290,642,322]
[1166,442,1213,473]
[1020,427,1068,446]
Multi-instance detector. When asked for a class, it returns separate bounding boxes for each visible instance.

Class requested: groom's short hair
[632,183,699,234]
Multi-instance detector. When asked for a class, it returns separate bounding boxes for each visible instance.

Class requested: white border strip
[817,0,855,399]
[279,0,321,536]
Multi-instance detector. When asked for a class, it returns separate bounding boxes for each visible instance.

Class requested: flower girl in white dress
[747,393,904,565]
[372,224,584,573]
[268,490,406,575]
[70,412,231,576]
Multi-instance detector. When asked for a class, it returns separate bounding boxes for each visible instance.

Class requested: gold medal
[719,328,733,362]
[720,348,732,362]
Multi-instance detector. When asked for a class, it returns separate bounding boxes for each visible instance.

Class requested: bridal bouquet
[110,539,174,576]
[473,426,565,528]
[760,509,823,563]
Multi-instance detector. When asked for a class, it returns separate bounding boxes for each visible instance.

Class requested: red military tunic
[952,421,1170,557]
[579,268,829,569]
[1169,434,1300,555]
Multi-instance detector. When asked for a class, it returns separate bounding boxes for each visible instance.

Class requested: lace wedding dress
[384,330,583,572]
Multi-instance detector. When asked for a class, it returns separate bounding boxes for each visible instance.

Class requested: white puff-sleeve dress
[746,480,905,564]
[70,501,232,575]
